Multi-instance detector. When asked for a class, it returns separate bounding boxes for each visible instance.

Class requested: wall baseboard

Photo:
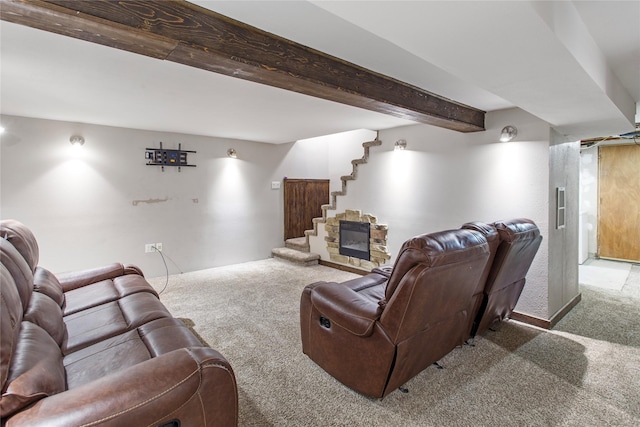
[511,292,582,329]
[319,260,368,275]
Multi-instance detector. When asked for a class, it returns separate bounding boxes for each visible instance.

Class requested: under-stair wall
[306,137,388,264]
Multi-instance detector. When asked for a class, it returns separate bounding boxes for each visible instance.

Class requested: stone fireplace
[325,209,391,270]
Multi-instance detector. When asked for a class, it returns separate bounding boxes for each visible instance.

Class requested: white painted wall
[274,129,376,194]
[0,116,378,279]
[309,108,578,321]
[579,146,599,256]
[0,115,287,277]
[1,111,580,321]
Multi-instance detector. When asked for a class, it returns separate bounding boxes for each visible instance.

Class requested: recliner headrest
[485,218,542,294]
[0,220,39,273]
[494,218,541,243]
[0,240,34,311]
[385,228,488,300]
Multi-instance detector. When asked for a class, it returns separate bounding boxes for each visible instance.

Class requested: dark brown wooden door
[283,178,329,240]
[598,145,640,262]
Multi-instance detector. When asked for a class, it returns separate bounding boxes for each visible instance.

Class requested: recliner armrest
[5,347,238,427]
[340,272,388,292]
[310,282,383,337]
[371,266,393,279]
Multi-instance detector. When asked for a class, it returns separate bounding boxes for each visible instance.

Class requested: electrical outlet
[155,243,163,252]
[145,243,155,253]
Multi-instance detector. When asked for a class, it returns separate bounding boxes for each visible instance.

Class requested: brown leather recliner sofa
[300,218,541,398]
[300,227,492,398]
[0,219,238,426]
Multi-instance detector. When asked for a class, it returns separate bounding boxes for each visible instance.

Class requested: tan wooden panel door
[598,145,640,262]
[283,178,329,240]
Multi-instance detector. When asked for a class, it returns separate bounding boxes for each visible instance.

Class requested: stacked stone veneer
[325,209,391,270]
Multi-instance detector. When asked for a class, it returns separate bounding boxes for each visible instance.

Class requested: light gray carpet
[149,259,640,426]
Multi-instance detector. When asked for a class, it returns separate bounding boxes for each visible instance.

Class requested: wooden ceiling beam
[1,0,485,132]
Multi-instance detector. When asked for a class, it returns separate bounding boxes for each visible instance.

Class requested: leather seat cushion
[62,292,172,355]
[63,275,158,316]
[64,317,204,389]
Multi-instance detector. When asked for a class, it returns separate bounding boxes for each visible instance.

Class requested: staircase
[272,138,381,265]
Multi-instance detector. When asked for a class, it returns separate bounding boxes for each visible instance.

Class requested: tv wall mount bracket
[145,142,196,172]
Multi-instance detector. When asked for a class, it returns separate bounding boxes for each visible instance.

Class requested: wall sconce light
[69,135,85,147]
[394,139,407,151]
[499,126,518,142]
[227,148,237,159]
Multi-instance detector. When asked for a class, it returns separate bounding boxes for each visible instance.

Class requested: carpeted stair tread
[271,247,319,266]
[285,237,309,252]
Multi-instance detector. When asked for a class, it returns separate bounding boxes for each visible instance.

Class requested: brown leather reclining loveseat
[0,219,238,426]
[300,218,541,398]
[301,227,492,398]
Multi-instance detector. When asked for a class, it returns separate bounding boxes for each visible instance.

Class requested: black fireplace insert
[339,220,370,260]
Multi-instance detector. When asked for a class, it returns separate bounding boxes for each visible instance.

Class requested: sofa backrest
[1,238,35,313]
[487,219,542,295]
[1,220,65,307]
[1,235,65,342]
[379,228,490,344]
[473,218,542,335]
[460,221,501,337]
[1,229,67,419]
[460,222,501,295]
[0,220,40,274]
[1,264,23,391]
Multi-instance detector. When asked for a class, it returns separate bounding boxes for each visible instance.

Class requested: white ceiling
[1,0,638,144]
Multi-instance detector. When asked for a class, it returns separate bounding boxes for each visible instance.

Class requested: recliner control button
[320,316,331,328]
